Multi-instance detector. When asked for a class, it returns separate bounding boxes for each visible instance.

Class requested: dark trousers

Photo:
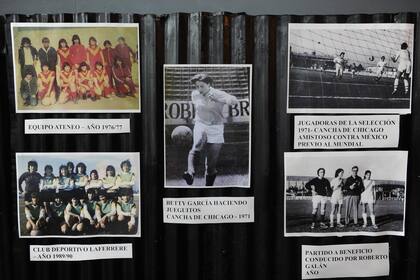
[344,195,360,224]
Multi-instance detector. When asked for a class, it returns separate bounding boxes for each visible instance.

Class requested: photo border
[16,152,141,238]
[163,64,253,188]
[11,22,141,113]
[286,23,415,115]
[283,150,408,237]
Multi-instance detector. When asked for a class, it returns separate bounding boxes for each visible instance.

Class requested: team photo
[284,151,407,237]
[11,23,140,113]
[16,153,141,238]
[164,65,252,188]
[287,23,414,114]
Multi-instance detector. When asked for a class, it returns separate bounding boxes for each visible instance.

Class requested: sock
[404,79,409,93]
[312,214,317,223]
[371,214,376,225]
[394,78,399,90]
[320,214,325,223]
[330,214,334,225]
[337,214,341,224]
[362,213,368,225]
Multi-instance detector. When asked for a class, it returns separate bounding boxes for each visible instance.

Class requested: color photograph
[164,64,252,188]
[16,153,141,238]
[11,23,140,113]
[284,151,407,237]
[287,23,414,114]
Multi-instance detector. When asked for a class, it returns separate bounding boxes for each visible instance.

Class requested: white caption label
[30,243,133,261]
[25,119,130,134]
[294,115,399,149]
[163,197,254,224]
[302,243,389,279]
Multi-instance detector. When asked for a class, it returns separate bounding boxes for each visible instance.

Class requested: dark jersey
[25,204,43,220]
[305,177,332,196]
[18,171,42,193]
[50,202,66,218]
[343,175,364,196]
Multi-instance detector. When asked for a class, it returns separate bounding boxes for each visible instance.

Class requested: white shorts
[312,195,327,208]
[193,121,224,148]
[330,195,343,205]
[360,192,375,204]
[397,61,411,74]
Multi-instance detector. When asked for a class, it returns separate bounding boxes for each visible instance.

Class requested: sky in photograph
[285,151,407,182]
[289,24,414,68]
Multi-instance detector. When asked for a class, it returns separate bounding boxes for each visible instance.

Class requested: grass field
[19,194,140,237]
[288,68,410,109]
[286,199,404,233]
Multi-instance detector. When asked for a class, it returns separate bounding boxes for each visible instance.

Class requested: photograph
[284,151,407,237]
[287,23,414,114]
[16,152,141,238]
[11,23,140,113]
[164,64,252,188]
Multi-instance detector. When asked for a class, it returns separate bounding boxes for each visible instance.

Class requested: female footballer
[73,162,88,199]
[64,195,85,233]
[86,169,103,193]
[392,42,411,95]
[182,73,239,186]
[329,168,345,228]
[360,170,378,229]
[103,165,118,199]
[115,160,135,193]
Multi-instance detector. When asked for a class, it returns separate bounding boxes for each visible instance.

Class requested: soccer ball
[30,230,42,236]
[171,126,193,145]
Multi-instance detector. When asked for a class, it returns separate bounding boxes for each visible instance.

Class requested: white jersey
[192,87,238,126]
[330,177,344,204]
[361,179,376,204]
[334,57,345,68]
[395,49,411,63]
[395,49,411,74]
[377,61,387,69]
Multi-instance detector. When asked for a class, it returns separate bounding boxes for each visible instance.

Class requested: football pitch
[288,68,410,109]
[286,199,404,233]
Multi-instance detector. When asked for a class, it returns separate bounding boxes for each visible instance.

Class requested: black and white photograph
[164,64,252,188]
[16,152,140,238]
[287,23,414,114]
[284,151,407,237]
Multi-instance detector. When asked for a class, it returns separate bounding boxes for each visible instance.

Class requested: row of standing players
[19,35,138,106]
[305,166,378,230]
[19,160,138,236]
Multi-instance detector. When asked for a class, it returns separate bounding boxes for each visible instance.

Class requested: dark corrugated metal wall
[0,12,419,280]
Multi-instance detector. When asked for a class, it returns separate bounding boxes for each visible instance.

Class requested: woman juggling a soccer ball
[182,73,239,186]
